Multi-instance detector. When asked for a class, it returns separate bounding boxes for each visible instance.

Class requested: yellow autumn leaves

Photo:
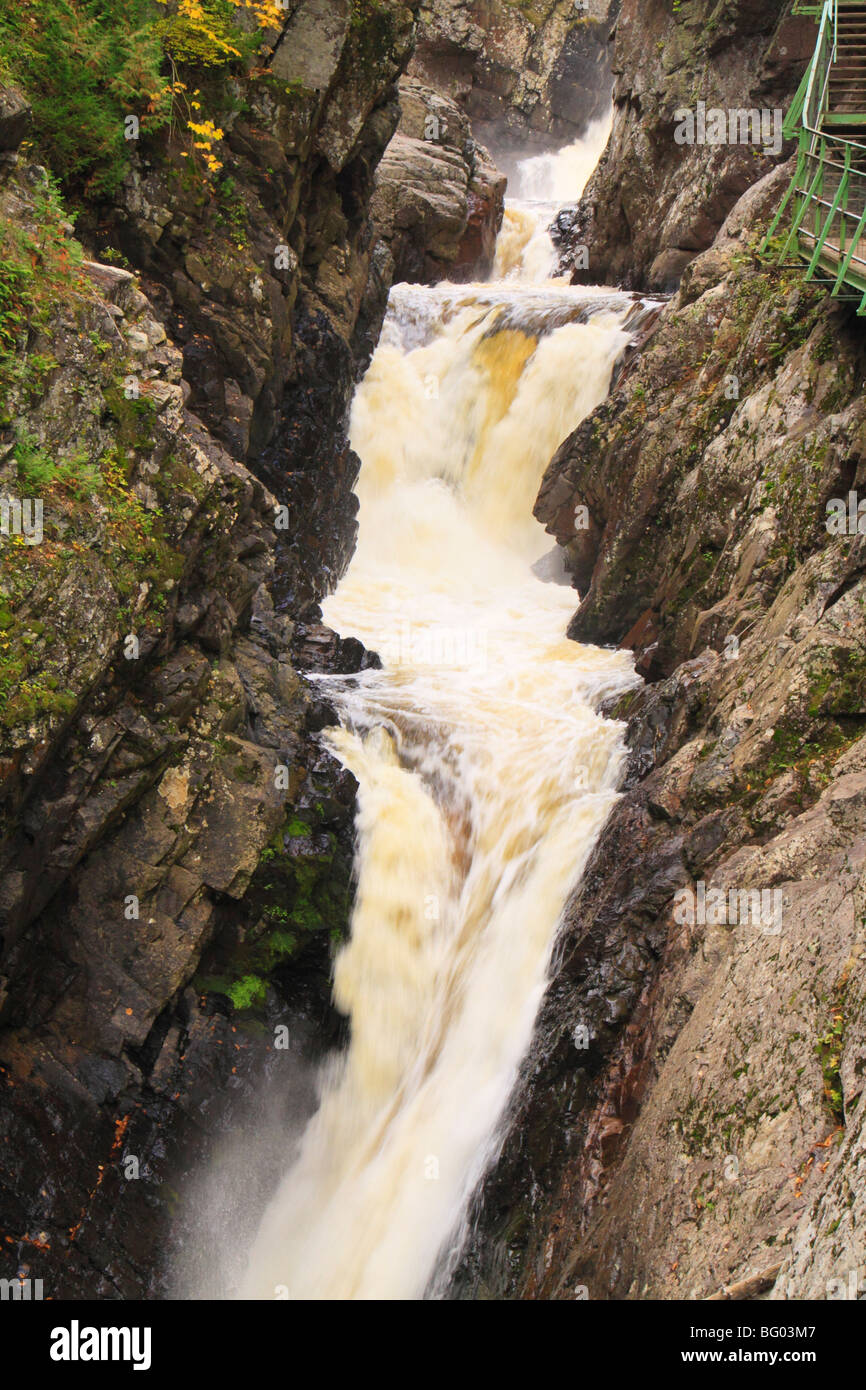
[242,0,287,28]
[187,118,225,174]
[157,0,285,40]
[154,0,288,176]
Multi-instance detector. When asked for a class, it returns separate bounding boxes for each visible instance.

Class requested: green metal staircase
[764,0,866,311]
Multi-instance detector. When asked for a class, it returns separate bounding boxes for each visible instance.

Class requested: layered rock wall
[371,77,506,285]
[457,149,866,1303]
[0,0,417,1298]
[563,0,815,290]
[411,0,617,152]
[442,0,866,1303]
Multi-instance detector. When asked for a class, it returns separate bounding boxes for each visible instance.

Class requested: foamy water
[494,111,612,283]
[187,117,641,1303]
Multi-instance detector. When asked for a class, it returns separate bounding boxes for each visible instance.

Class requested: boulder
[372,78,506,283]
[0,85,31,158]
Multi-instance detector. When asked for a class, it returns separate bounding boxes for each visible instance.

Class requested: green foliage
[213,174,248,247]
[0,250,34,357]
[0,241,60,411]
[0,178,84,407]
[0,0,171,198]
[0,0,280,199]
[227,974,268,1011]
[14,433,103,499]
[816,1007,845,1122]
[156,0,249,66]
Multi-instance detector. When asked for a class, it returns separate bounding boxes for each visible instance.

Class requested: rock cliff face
[0,0,416,1298]
[371,78,506,285]
[455,156,866,1303]
[97,1,419,605]
[4,0,865,1308]
[411,0,616,153]
[562,0,816,291]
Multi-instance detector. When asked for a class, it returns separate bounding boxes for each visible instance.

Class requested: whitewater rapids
[234,124,644,1300]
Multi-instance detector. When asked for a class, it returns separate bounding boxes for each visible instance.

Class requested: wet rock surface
[455,166,866,1300]
[0,1,419,1296]
[560,0,815,291]
[411,0,616,152]
[372,78,506,284]
[97,2,419,597]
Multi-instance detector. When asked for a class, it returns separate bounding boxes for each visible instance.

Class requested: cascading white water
[235,125,642,1301]
[494,111,611,283]
[512,112,612,204]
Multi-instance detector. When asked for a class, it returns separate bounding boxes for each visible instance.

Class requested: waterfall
[494,111,611,283]
[234,126,643,1301]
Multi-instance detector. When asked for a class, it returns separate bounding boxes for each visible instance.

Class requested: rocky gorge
[453,0,866,1302]
[0,0,421,1297]
[0,0,864,1310]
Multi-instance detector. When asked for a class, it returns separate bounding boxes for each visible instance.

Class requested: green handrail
[783,65,813,139]
[805,142,850,276]
[762,0,866,313]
